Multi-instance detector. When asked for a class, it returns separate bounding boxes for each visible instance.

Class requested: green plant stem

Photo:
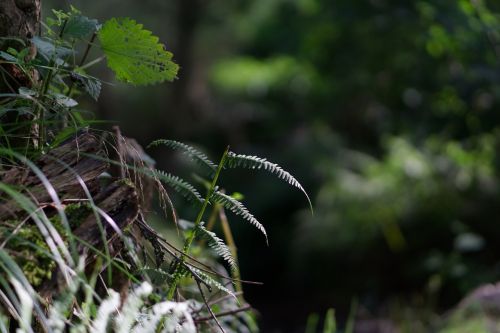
[67,33,97,99]
[35,61,55,150]
[36,20,68,149]
[78,56,105,70]
[167,146,229,300]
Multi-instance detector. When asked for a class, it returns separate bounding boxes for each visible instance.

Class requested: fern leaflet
[188,266,235,299]
[148,139,217,173]
[148,169,203,204]
[226,152,312,212]
[197,223,237,271]
[211,190,268,243]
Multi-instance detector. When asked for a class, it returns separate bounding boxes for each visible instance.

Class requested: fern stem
[167,146,229,300]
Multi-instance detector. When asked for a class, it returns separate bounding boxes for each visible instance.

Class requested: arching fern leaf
[197,223,237,271]
[148,169,203,204]
[98,18,178,85]
[211,191,268,244]
[148,140,217,173]
[226,152,312,212]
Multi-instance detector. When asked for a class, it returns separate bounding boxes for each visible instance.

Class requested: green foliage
[0,3,310,332]
[64,14,99,40]
[0,203,90,286]
[227,152,312,211]
[211,56,316,97]
[211,190,267,242]
[149,139,217,173]
[0,5,179,154]
[0,221,58,286]
[198,223,237,271]
[150,169,204,204]
[155,141,309,302]
[323,309,336,333]
[188,266,235,298]
[305,308,337,333]
[98,18,179,85]
[69,72,101,101]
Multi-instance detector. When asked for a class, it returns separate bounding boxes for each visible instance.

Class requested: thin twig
[194,304,252,323]
[195,278,225,333]
[191,292,244,316]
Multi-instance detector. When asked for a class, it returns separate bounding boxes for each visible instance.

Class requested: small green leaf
[53,93,78,108]
[6,48,18,56]
[31,37,73,61]
[64,15,99,39]
[98,18,179,85]
[70,72,102,100]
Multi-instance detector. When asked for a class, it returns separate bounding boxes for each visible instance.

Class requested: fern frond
[148,139,217,173]
[211,191,268,244]
[226,152,313,212]
[188,266,235,299]
[149,169,203,204]
[197,224,237,271]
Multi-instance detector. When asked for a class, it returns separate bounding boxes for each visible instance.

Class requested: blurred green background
[44,0,500,331]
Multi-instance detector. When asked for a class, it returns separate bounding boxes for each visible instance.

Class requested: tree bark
[0,0,41,40]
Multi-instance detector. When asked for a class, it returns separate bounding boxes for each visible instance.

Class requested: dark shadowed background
[43,0,500,331]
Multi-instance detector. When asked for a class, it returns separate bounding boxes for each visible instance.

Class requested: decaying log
[0,132,107,219]
[0,131,150,298]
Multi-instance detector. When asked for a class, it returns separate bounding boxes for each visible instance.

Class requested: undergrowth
[0,5,310,333]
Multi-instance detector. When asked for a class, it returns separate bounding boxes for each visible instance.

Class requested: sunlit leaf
[98,18,178,85]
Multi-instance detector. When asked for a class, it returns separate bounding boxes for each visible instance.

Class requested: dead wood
[0,130,153,299]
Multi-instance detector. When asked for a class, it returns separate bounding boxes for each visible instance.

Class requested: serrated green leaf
[98,18,179,85]
[64,15,99,39]
[70,72,102,100]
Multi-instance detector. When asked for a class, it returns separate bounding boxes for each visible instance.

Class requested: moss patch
[1,203,93,286]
